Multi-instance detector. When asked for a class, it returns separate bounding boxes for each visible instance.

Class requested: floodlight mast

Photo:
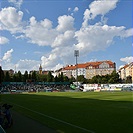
[74,50,79,87]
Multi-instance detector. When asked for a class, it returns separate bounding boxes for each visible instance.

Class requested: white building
[56,60,116,79]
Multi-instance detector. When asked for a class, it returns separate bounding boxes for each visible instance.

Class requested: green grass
[1,92,133,133]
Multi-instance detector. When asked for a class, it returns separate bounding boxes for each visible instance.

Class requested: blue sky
[0,0,132,73]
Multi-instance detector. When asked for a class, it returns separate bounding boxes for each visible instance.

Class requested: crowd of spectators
[0,84,71,94]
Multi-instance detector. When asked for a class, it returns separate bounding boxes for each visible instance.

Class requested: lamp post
[74,50,79,87]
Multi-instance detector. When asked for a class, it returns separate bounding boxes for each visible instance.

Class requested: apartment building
[57,60,116,79]
[119,62,133,83]
[61,64,86,79]
[86,61,116,79]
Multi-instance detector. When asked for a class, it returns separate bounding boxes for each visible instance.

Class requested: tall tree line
[0,67,132,84]
[0,68,70,83]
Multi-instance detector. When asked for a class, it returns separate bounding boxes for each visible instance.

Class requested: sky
[0,0,133,73]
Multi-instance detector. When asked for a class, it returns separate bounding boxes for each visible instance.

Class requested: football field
[1,92,133,133]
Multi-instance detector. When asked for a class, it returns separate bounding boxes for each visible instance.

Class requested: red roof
[63,60,115,70]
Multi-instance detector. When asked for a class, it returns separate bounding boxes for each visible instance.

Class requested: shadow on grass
[1,92,133,133]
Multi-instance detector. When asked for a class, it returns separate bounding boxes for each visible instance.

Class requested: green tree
[0,66,4,83]
[64,76,69,82]
[91,75,101,84]
[58,72,64,82]
[54,75,59,82]
[37,74,47,82]
[17,71,22,82]
[69,76,75,83]
[77,75,85,82]
[23,71,29,82]
[12,73,17,82]
[47,71,53,82]
[126,76,132,83]
[4,71,10,82]
[28,74,32,79]
[101,76,108,84]
[108,71,120,83]
[32,71,37,81]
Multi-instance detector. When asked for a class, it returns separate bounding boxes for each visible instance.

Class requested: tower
[39,64,42,74]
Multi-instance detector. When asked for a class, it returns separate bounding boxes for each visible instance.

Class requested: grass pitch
[1,92,133,133]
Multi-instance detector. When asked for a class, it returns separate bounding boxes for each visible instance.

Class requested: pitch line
[11,102,95,133]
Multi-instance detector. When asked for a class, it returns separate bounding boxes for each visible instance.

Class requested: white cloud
[16,59,41,73]
[83,0,118,27]
[119,65,124,69]
[53,63,63,71]
[52,30,76,47]
[73,7,79,12]
[68,8,71,11]
[8,0,23,9]
[56,15,75,32]
[2,49,14,62]
[40,18,53,29]
[75,24,125,55]
[24,16,57,46]
[13,34,25,39]
[120,28,133,38]
[41,53,59,69]
[120,56,133,64]
[0,7,23,33]
[23,15,75,46]
[1,62,15,70]
[0,36,9,44]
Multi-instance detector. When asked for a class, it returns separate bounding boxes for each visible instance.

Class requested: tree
[126,76,132,83]
[4,71,10,82]
[108,71,120,83]
[23,71,29,82]
[77,75,85,82]
[69,76,75,83]
[12,73,17,82]
[101,76,108,84]
[0,66,4,83]
[58,72,64,82]
[54,75,59,82]
[37,74,47,82]
[28,74,32,79]
[91,75,101,84]
[17,71,22,82]
[32,71,37,81]
[47,71,53,82]
[64,76,69,82]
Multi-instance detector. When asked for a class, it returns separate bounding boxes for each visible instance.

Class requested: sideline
[6,101,95,133]
[0,125,6,133]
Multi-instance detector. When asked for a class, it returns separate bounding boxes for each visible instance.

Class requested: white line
[0,125,6,133]
[10,102,95,133]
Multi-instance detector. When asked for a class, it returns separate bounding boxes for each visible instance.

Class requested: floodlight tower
[74,50,79,87]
